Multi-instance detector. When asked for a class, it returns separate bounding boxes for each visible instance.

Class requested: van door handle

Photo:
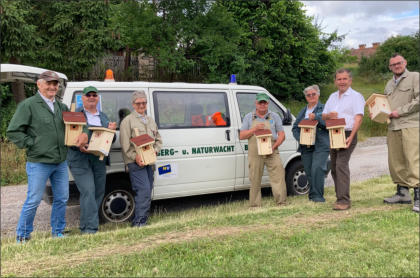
[225,130,231,141]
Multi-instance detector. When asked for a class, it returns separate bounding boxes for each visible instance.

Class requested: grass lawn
[2,175,419,277]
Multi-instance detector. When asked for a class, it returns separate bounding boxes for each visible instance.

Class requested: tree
[110,0,244,82]
[29,0,111,80]
[219,0,338,100]
[0,0,40,103]
[359,32,420,75]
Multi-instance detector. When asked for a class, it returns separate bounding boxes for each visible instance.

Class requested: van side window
[153,91,230,129]
[237,92,285,121]
[72,91,133,129]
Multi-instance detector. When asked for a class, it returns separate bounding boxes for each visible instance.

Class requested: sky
[301,1,419,49]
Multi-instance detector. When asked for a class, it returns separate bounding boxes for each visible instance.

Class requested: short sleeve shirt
[323,87,365,130]
[240,110,284,140]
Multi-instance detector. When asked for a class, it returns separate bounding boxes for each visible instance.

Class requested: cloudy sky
[301,1,419,49]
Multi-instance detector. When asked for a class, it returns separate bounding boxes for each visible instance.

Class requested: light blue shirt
[135,111,148,124]
[240,110,284,140]
[84,108,101,126]
[304,105,316,119]
[38,92,55,113]
[323,87,365,130]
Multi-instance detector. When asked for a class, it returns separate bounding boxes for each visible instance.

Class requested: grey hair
[303,85,320,96]
[335,68,352,79]
[132,90,147,103]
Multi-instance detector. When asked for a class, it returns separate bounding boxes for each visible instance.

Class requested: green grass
[1,141,27,186]
[2,175,419,277]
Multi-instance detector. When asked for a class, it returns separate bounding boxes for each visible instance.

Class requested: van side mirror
[282,109,292,126]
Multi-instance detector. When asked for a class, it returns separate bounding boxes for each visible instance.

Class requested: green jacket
[6,92,69,163]
[385,69,419,130]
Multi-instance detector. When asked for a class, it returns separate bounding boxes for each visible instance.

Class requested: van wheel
[286,160,309,195]
[100,185,135,223]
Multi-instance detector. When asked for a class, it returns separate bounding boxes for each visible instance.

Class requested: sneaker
[16,236,30,244]
[413,188,419,213]
[52,232,66,238]
[333,203,351,210]
[384,185,412,204]
[131,222,147,228]
[311,198,326,203]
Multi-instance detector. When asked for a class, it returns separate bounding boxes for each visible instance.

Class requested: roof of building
[254,129,272,137]
[62,112,86,124]
[326,118,346,128]
[350,42,381,60]
[130,134,154,147]
[298,119,318,127]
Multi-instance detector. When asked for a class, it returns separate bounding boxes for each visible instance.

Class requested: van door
[151,89,236,199]
[233,91,296,189]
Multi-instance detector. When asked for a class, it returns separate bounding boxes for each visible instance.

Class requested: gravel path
[1,136,389,238]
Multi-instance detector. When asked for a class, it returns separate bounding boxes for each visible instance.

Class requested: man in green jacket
[381,54,419,213]
[7,71,86,242]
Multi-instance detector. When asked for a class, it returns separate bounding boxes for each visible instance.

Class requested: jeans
[127,163,154,225]
[301,148,329,201]
[68,150,106,234]
[16,161,69,238]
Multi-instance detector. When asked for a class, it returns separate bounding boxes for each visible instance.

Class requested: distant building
[350,42,381,61]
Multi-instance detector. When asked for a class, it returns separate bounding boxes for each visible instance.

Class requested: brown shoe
[333,203,351,210]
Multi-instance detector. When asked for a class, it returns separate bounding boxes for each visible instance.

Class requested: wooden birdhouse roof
[366,93,387,106]
[88,126,116,133]
[130,134,154,147]
[326,118,346,129]
[298,119,318,128]
[254,129,272,138]
[62,112,86,124]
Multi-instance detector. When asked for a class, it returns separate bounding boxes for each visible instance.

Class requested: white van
[2,64,310,223]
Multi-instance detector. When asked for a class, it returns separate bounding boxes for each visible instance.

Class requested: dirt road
[1,137,389,238]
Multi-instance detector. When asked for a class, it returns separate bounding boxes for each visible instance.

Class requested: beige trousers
[387,127,419,188]
[248,118,287,206]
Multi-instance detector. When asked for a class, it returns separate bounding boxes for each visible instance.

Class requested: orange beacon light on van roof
[104,69,115,82]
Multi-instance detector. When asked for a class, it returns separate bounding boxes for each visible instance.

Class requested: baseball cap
[82,86,98,95]
[38,71,60,82]
[256,93,269,102]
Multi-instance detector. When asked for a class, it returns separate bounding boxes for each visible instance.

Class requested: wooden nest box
[365,93,391,123]
[130,133,156,165]
[62,111,86,146]
[254,129,273,155]
[87,127,116,160]
[298,119,318,146]
[326,118,346,149]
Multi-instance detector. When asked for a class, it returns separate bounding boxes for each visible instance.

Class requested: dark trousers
[330,131,357,205]
[68,153,106,233]
[127,163,154,224]
[301,148,330,201]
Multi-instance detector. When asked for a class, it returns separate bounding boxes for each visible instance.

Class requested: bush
[359,32,420,75]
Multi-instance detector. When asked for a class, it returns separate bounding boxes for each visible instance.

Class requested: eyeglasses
[389,61,404,68]
[257,101,268,105]
[305,93,317,97]
[133,101,147,106]
[85,94,98,98]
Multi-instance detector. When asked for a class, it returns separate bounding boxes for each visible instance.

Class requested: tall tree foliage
[219,0,337,100]
[359,33,420,75]
[29,0,110,80]
[1,0,110,80]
